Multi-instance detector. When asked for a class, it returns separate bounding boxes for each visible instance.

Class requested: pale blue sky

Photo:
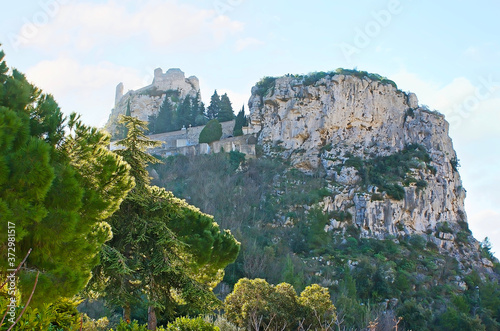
[1,0,499,255]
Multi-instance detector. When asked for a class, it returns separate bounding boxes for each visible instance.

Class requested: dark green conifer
[218,93,235,122]
[207,90,220,120]
[233,105,247,136]
[0,48,135,305]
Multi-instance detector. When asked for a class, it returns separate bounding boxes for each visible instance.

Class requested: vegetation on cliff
[151,151,500,330]
[254,68,398,98]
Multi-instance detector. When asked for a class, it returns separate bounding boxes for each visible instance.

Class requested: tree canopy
[0,49,135,305]
[218,93,235,122]
[90,116,240,329]
[225,278,335,330]
[199,119,222,144]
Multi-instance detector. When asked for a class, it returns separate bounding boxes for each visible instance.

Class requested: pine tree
[91,117,240,329]
[233,105,247,136]
[0,48,135,306]
[207,90,221,120]
[218,93,235,122]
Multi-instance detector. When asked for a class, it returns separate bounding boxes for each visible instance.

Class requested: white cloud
[25,56,144,127]
[235,37,264,52]
[15,0,244,52]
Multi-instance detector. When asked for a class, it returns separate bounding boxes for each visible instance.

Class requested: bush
[199,119,222,144]
[166,317,219,331]
[204,315,244,331]
[111,319,154,331]
[255,76,276,97]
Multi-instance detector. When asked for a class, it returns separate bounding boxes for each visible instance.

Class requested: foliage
[199,119,222,144]
[148,96,175,134]
[254,76,276,97]
[203,315,243,331]
[218,93,235,122]
[165,316,219,331]
[0,297,82,330]
[225,278,334,331]
[206,90,220,120]
[256,69,399,94]
[450,156,460,172]
[232,106,247,136]
[150,145,500,330]
[0,49,134,306]
[89,117,239,328]
[146,92,206,135]
[81,315,109,331]
[110,319,166,331]
[345,144,433,200]
[298,284,336,329]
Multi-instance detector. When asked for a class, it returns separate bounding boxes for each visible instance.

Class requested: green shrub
[111,319,151,331]
[437,222,453,234]
[229,151,246,170]
[203,315,243,331]
[199,119,222,144]
[166,316,219,331]
[255,76,276,97]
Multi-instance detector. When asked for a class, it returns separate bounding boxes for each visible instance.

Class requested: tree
[218,93,235,122]
[224,278,334,330]
[298,284,336,329]
[175,96,192,130]
[91,116,240,330]
[190,92,207,127]
[224,278,274,328]
[199,119,222,144]
[206,90,220,120]
[0,48,135,306]
[149,96,175,134]
[233,106,247,136]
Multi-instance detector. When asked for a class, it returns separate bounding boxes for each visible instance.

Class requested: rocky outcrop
[105,68,200,137]
[248,73,480,262]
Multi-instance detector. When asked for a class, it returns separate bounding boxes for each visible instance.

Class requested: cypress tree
[176,96,192,130]
[233,105,247,136]
[199,119,223,144]
[207,90,221,120]
[155,96,175,133]
[191,92,207,127]
[218,93,235,122]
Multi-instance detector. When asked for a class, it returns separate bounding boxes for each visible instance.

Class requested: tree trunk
[123,303,131,323]
[148,305,157,330]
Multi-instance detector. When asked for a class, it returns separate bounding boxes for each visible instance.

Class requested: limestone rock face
[105,68,200,137]
[248,74,474,256]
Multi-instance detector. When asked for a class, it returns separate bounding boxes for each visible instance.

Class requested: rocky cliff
[247,72,490,268]
[105,68,200,137]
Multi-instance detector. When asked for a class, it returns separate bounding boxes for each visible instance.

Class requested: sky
[1,0,499,256]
